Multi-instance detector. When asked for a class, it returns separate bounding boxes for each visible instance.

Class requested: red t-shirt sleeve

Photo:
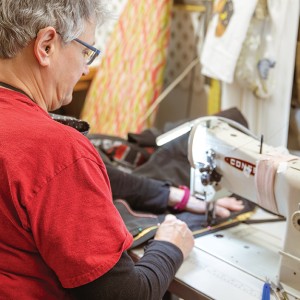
[27,157,133,288]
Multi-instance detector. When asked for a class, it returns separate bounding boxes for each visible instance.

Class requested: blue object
[262,281,271,300]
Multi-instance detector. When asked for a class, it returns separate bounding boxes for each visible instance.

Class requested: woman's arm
[70,239,183,300]
[106,164,170,214]
[107,164,244,217]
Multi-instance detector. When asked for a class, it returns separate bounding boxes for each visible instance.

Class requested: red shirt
[0,89,133,299]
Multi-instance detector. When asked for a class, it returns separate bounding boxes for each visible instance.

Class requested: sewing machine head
[187,116,300,296]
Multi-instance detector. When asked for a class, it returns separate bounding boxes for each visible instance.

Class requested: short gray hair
[0,0,108,58]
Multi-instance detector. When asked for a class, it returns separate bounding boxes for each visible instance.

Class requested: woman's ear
[34,27,57,66]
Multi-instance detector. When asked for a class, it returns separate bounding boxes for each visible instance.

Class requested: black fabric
[70,240,183,300]
[133,132,189,186]
[114,199,159,249]
[114,192,256,247]
[133,107,249,186]
[127,128,161,147]
[214,107,248,128]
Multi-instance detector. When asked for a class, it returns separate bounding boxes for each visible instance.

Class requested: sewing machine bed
[174,209,298,300]
[195,208,285,283]
[131,208,297,300]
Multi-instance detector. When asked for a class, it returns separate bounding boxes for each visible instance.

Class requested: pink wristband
[173,185,190,211]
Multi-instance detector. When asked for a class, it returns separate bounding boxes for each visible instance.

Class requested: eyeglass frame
[73,38,101,65]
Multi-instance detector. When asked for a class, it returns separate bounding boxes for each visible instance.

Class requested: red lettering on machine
[224,157,256,176]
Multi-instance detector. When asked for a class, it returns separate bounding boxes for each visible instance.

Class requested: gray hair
[0,0,108,58]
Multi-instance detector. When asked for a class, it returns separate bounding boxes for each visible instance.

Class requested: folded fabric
[201,0,257,83]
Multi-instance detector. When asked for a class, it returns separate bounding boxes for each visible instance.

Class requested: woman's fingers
[216,197,244,211]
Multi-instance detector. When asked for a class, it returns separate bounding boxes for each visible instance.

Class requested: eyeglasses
[73,38,101,65]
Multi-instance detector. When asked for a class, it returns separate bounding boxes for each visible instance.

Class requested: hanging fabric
[81,0,173,137]
[200,0,257,83]
[234,0,277,99]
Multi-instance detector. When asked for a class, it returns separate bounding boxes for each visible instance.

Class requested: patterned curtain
[81,0,173,137]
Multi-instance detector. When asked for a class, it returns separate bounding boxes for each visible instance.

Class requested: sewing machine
[187,116,300,298]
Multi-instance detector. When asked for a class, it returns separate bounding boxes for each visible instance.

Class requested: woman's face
[47,21,96,111]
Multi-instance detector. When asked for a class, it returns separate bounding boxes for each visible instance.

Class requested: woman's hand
[214,197,245,217]
[168,186,244,218]
[154,214,194,259]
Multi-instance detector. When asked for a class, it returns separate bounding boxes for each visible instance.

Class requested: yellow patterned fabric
[81,0,173,137]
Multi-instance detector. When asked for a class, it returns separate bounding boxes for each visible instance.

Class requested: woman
[0,1,194,299]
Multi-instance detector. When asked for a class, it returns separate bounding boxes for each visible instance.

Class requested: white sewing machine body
[188,117,300,298]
